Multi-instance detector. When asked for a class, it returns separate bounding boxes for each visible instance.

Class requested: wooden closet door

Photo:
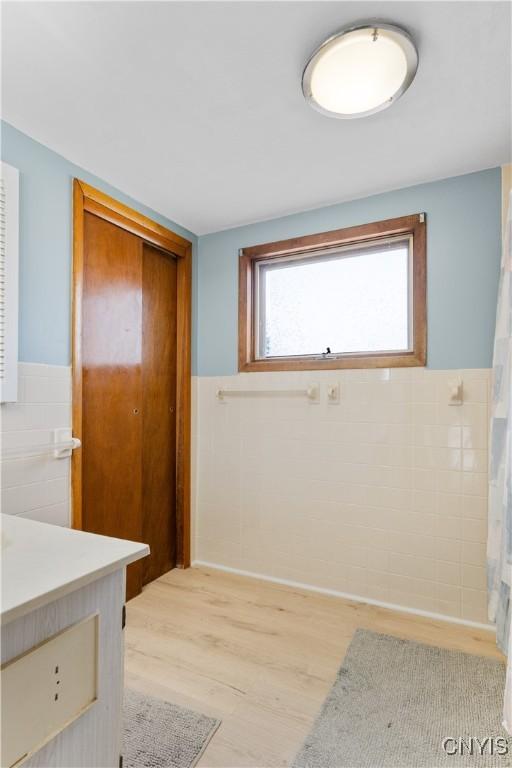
[141,244,177,583]
[82,212,143,599]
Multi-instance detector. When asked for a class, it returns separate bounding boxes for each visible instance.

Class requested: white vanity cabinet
[1,514,148,768]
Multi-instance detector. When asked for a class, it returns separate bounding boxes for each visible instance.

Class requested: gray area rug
[123,688,220,768]
[293,629,509,768]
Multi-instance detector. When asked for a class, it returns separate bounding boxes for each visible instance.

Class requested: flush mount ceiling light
[302,23,418,119]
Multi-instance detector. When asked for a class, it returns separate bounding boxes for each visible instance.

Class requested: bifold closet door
[82,212,143,599]
[141,244,177,584]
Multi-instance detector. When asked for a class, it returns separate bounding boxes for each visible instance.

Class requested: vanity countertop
[1,514,149,624]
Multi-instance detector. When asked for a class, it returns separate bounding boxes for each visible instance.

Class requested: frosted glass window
[256,238,411,359]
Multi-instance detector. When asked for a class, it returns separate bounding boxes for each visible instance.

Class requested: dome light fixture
[302,22,418,119]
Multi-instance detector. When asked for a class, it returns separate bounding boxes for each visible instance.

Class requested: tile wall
[0,362,490,624]
[194,367,490,625]
[1,363,71,526]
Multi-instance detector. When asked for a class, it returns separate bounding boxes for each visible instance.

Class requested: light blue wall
[1,121,502,375]
[197,168,502,375]
[1,121,198,367]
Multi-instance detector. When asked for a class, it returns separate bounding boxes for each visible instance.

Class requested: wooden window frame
[72,179,192,567]
[239,213,426,372]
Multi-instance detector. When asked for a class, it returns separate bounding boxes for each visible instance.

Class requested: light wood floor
[125,566,501,768]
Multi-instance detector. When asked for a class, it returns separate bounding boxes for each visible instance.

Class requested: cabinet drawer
[1,614,98,768]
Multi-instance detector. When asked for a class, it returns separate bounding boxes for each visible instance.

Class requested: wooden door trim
[78,180,189,256]
[72,179,192,568]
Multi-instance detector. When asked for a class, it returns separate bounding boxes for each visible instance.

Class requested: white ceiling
[2,1,511,235]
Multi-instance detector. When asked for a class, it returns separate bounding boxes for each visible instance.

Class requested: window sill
[239,351,426,372]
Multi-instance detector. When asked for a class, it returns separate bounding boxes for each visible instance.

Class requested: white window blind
[0,162,19,403]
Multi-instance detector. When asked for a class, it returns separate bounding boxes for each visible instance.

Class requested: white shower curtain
[487,188,512,733]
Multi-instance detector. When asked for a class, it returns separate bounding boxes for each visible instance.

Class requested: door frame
[71,179,192,567]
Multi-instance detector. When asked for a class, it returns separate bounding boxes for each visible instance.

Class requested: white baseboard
[192,559,495,633]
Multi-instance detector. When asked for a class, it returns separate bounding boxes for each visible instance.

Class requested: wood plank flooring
[124,566,501,768]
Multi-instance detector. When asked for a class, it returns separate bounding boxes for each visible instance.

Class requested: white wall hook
[306,384,319,403]
[448,378,463,406]
[53,428,81,459]
[327,383,340,404]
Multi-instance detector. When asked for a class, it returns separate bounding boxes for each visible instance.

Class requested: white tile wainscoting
[193,368,491,627]
[1,363,72,526]
[1,363,491,627]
